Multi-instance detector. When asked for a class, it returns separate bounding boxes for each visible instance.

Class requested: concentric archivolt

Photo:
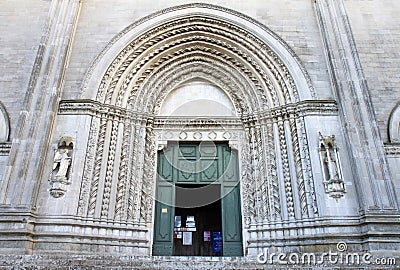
[87,16,311,110]
[76,5,320,226]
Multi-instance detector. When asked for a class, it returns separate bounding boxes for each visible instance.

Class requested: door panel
[153,184,174,255]
[222,184,243,256]
[153,142,243,256]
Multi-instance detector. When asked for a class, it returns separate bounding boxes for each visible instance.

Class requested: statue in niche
[319,132,346,199]
[52,149,71,180]
[49,137,73,198]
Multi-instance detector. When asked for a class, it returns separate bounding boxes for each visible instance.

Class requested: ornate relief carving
[207,131,217,140]
[101,119,120,219]
[277,119,295,218]
[142,60,251,115]
[0,142,11,156]
[59,100,337,120]
[74,4,323,231]
[179,131,187,140]
[114,120,131,221]
[240,137,255,227]
[384,144,400,156]
[192,132,202,140]
[319,132,346,199]
[127,124,143,222]
[78,117,100,216]
[127,44,269,111]
[254,124,269,222]
[49,137,73,198]
[81,4,315,101]
[265,122,281,220]
[95,18,305,108]
[289,117,308,217]
[87,117,108,216]
[141,119,156,223]
[297,118,318,214]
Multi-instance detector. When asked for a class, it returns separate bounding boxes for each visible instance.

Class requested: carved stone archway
[66,4,334,255]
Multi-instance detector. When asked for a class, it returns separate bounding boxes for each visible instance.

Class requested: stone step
[0,255,263,270]
[0,255,396,269]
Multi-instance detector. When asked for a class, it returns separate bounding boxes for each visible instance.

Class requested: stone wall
[344,0,400,143]
[0,0,399,260]
[0,0,50,139]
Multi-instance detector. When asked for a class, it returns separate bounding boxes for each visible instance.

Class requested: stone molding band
[0,142,11,156]
[58,99,338,122]
[384,144,400,156]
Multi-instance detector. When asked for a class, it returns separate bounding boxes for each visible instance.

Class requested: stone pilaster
[314,0,398,212]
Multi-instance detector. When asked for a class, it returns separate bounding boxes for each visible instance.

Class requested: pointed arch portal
[62,3,338,256]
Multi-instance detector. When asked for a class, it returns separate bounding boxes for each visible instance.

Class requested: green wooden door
[153,147,175,255]
[153,142,243,256]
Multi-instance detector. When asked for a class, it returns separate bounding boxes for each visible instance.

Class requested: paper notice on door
[182,232,192,245]
[186,216,195,228]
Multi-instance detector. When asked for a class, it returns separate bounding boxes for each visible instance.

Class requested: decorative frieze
[384,144,400,156]
[0,142,11,156]
[59,99,338,121]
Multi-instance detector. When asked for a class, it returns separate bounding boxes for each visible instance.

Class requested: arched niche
[0,102,10,142]
[389,102,400,143]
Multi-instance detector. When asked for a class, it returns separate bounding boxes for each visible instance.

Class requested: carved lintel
[319,132,346,199]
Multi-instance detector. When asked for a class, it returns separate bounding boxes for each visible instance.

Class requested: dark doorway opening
[173,184,222,256]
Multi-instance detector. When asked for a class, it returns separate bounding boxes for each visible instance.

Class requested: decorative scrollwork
[78,117,100,216]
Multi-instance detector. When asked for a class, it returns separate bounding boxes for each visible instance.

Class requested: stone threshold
[0,254,395,269]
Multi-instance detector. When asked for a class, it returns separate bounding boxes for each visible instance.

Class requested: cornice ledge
[59,99,338,123]
[384,143,400,156]
[253,99,338,120]
[0,142,11,156]
[58,99,150,122]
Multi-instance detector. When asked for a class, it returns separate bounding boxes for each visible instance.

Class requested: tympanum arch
[159,78,237,117]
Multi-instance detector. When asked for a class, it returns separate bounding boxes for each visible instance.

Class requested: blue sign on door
[212,231,222,253]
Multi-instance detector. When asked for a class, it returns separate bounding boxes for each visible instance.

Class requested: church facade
[0,0,399,261]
